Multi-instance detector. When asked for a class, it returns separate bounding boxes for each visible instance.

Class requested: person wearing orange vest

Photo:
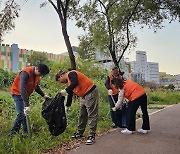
[105,66,123,128]
[10,64,50,138]
[112,77,150,134]
[55,70,99,145]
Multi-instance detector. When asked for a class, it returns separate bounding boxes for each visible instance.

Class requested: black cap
[37,64,49,76]
[55,70,66,81]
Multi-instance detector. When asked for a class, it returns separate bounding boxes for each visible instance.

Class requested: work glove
[44,94,51,99]
[108,89,113,95]
[65,106,69,113]
[60,89,67,96]
[112,103,122,112]
[112,107,117,112]
[24,107,30,115]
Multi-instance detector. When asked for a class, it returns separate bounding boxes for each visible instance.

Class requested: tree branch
[118,0,142,63]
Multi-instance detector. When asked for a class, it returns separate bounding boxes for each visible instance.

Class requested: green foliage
[75,0,180,66]
[76,35,96,60]
[0,68,16,88]
[147,89,180,105]
[27,51,51,66]
[0,0,20,42]
[165,84,175,90]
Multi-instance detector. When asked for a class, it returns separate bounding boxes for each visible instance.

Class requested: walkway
[68,103,180,154]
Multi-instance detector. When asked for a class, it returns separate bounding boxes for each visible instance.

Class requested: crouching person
[55,70,99,145]
[10,64,50,138]
[112,78,150,134]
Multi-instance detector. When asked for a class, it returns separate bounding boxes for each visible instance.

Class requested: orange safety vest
[108,74,122,95]
[67,70,94,97]
[123,80,145,101]
[11,67,40,97]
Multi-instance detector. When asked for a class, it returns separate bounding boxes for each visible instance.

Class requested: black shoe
[111,123,118,128]
[71,132,83,139]
[86,135,95,145]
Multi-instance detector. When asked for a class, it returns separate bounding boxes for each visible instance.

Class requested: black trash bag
[42,93,67,136]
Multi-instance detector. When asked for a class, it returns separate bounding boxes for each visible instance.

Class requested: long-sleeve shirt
[116,89,125,107]
[20,70,45,107]
[65,72,78,107]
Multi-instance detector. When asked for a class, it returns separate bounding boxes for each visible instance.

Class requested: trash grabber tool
[25,114,31,137]
[106,95,116,116]
[110,95,116,106]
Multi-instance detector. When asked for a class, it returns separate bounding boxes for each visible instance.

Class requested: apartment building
[130,51,160,84]
[0,44,63,72]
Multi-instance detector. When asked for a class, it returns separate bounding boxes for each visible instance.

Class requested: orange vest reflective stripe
[123,80,145,101]
[109,74,122,95]
[67,70,94,97]
[11,67,40,96]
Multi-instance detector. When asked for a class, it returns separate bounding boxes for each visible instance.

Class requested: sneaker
[86,135,95,145]
[137,128,148,134]
[71,132,83,139]
[121,128,133,134]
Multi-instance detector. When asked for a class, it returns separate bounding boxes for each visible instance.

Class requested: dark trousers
[11,95,27,135]
[127,93,150,131]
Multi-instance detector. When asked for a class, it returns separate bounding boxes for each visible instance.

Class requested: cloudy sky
[3,0,180,75]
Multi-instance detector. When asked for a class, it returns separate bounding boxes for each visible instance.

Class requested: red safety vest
[67,70,94,97]
[108,74,122,95]
[11,67,40,96]
[123,80,146,101]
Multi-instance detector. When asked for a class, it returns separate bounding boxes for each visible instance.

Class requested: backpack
[42,93,67,136]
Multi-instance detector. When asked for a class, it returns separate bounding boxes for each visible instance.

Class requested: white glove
[65,106,69,113]
[115,102,123,110]
[24,107,30,115]
[112,107,117,111]
[44,94,51,99]
[108,89,113,95]
[60,89,67,96]
[112,103,122,112]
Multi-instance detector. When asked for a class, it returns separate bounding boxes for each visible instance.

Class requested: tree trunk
[62,29,76,70]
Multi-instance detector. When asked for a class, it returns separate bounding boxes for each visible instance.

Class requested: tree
[75,0,180,71]
[76,35,96,60]
[0,0,20,42]
[41,0,80,70]
[27,51,50,66]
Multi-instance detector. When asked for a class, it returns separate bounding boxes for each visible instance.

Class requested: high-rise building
[130,51,159,84]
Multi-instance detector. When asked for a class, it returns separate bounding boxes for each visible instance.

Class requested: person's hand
[60,89,67,96]
[112,107,116,111]
[65,106,69,113]
[115,103,122,110]
[44,94,51,99]
[108,89,113,95]
[24,107,30,115]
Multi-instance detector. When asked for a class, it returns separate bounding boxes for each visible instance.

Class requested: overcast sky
[2,0,180,75]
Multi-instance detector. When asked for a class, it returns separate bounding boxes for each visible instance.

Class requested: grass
[147,89,180,105]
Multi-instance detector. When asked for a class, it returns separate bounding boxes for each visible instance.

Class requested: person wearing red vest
[105,66,123,128]
[112,78,150,134]
[55,70,99,145]
[10,64,50,138]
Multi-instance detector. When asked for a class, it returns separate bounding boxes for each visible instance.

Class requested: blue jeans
[11,95,27,134]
